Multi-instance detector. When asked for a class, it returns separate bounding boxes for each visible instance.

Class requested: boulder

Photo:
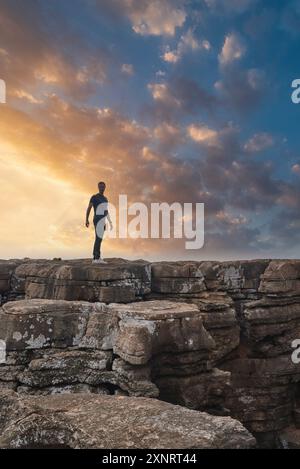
[0,390,256,449]
[107,300,214,365]
[0,299,105,350]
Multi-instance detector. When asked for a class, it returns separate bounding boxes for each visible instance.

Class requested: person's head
[98,181,106,194]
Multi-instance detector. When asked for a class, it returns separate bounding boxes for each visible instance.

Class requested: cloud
[0,97,151,195]
[11,89,43,104]
[147,77,216,121]
[244,132,274,153]
[156,70,166,77]
[191,125,283,214]
[162,29,210,64]
[97,0,186,36]
[219,33,246,66]
[148,75,215,115]
[188,124,219,145]
[276,181,300,210]
[130,0,186,36]
[216,211,248,226]
[268,201,300,253]
[121,63,134,75]
[228,161,282,210]
[215,68,266,111]
[162,49,180,64]
[203,224,262,258]
[154,122,183,149]
[0,95,221,230]
[292,163,300,174]
[188,123,238,150]
[148,82,181,108]
[0,90,298,259]
[0,0,111,101]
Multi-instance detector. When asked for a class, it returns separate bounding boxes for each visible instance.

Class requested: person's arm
[85,201,93,227]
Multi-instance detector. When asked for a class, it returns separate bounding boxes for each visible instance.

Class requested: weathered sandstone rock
[0,260,26,304]
[0,299,104,350]
[221,358,300,436]
[107,300,214,365]
[0,390,256,449]
[155,368,231,414]
[241,296,300,357]
[0,258,300,448]
[149,259,300,446]
[0,258,151,305]
[22,259,151,302]
[259,260,300,295]
[0,299,229,411]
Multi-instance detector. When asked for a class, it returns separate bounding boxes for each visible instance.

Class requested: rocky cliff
[0,258,299,449]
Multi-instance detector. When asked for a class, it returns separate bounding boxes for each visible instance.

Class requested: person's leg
[93,217,106,262]
[93,229,102,260]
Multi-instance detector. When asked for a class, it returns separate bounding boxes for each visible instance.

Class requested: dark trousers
[93,220,103,260]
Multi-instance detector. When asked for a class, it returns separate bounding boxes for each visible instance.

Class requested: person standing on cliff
[85,181,113,264]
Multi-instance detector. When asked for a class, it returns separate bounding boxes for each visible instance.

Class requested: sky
[0,0,300,261]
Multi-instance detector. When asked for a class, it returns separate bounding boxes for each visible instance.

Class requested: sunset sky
[0,0,300,261]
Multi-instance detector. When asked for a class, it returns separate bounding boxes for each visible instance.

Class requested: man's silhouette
[86,182,113,264]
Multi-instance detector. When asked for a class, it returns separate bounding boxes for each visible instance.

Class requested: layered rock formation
[0,257,299,448]
[149,259,300,447]
[0,258,151,305]
[0,298,229,414]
